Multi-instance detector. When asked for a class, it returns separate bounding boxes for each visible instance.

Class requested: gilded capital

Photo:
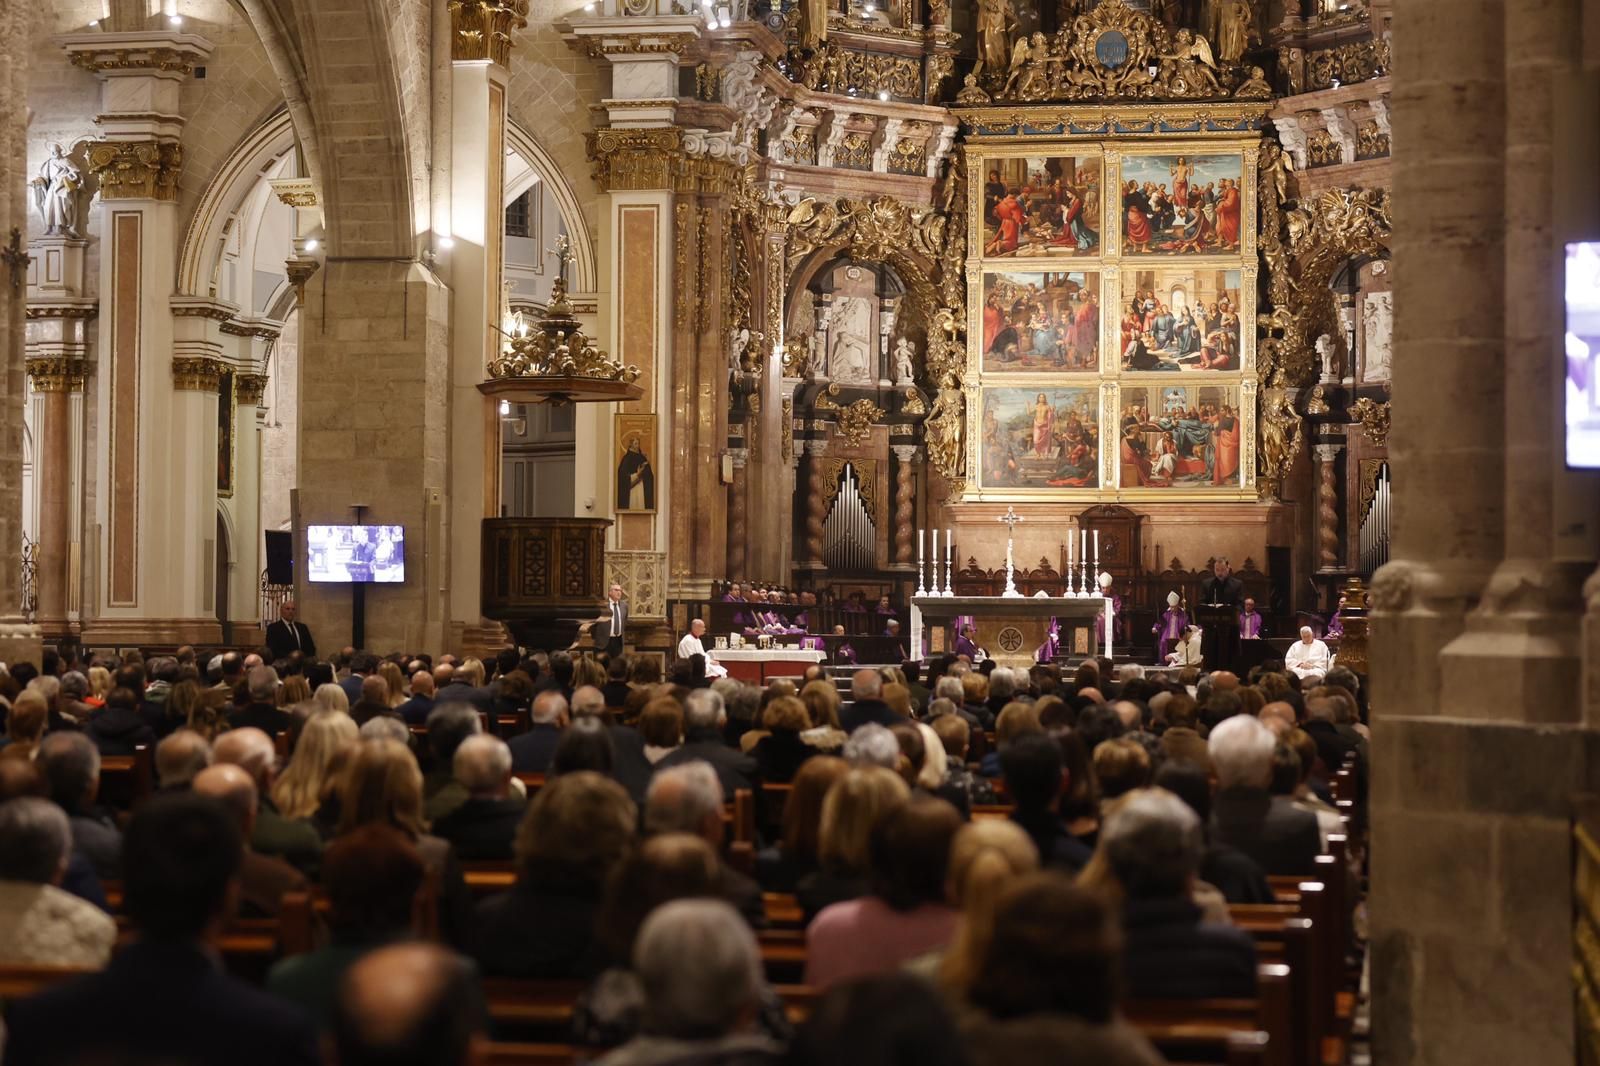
[86,141,183,202]
[171,357,226,392]
[25,357,89,392]
[235,373,268,406]
[449,0,530,64]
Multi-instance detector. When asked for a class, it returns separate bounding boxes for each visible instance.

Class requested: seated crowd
[0,641,1366,1065]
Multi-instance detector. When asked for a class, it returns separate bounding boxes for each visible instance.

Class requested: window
[505,191,532,238]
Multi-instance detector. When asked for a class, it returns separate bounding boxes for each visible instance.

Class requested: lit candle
[1093,529,1099,562]
[931,528,939,572]
[1080,528,1086,562]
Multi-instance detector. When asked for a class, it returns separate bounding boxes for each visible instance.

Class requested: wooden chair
[97,745,154,810]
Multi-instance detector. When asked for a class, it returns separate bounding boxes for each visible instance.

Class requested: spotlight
[305,239,319,252]
[583,2,595,10]
[877,89,890,101]
[439,236,455,249]
[88,18,99,26]
[499,399,511,416]
[168,14,183,24]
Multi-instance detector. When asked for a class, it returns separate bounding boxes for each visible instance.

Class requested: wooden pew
[1126,963,1293,1066]
[97,745,154,810]
[0,964,94,1001]
[482,1044,577,1066]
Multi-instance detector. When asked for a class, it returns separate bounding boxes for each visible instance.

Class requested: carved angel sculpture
[1259,393,1304,493]
[924,373,966,480]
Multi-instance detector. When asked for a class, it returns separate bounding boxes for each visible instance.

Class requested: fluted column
[725,448,747,582]
[25,360,85,636]
[1313,443,1341,572]
[891,445,917,567]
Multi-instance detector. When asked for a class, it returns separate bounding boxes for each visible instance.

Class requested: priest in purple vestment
[1239,597,1264,640]
[1154,590,1188,661]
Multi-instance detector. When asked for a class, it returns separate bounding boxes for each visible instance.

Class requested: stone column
[804,441,829,567]
[444,1,523,647]
[725,448,747,582]
[0,0,41,667]
[232,367,269,642]
[1367,0,1506,715]
[65,30,217,645]
[24,360,86,637]
[891,444,917,567]
[1313,442,1341,572]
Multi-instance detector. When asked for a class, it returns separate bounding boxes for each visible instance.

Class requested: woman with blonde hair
[883,682,914,721]
[86,666,112,706]
[314,683,350,714]
[337,739,473,946]
[279,675,312,708]
[377,661,408,709]
[458,658,487,689]
[570,655,606,691]
[799,680,847,753]
[929,819,1040,996]
[170,680,224,741]
[272,709,358,820]
[797,765,910,922]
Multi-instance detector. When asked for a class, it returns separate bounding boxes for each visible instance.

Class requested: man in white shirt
[1284,626,1332,681]
[599,583,629,657]
[1166,624,1203,667]
[677,618,727,679]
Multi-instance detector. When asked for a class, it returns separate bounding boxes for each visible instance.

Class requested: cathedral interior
[0,0,1597,1061]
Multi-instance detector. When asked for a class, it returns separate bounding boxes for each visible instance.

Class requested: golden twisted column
[892,445,916,566]
[1315,443,1342,570]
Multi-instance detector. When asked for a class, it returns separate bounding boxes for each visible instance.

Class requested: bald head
[334,942,481,1066]
[1260,701,1296,736]
[411,671,434,698]
[155,729,212,790]
[531,690,569,726]
[192,764,259,836]
[432,664,455,689]
[213,728,276,789]
[1210,671,1239,692]
[1078,686,1104,705]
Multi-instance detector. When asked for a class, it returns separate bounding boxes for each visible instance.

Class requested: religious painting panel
[614,413,658,513]
[1118,267,1243,372]
[978,154,1104,260]
[217,369,235,499]
[978,386,1101,490]
[1116,383,1244,489]
[1119,153,1245,255]
[980,269,1102,373]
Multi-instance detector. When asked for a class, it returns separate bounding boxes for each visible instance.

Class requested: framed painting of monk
[978,386,1101,490]
[979,155,1103,259]
[980,270,1102,373]
[1119,267,1243,371]
[1116,383,1244,489]
[613,413,657,513]
[1119,153,1244,255]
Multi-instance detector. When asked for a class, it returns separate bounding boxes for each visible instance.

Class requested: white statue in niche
[1315,333,1337,382]
[31,144,82,238]
[892,337,917,385]
[827,295,875,384]
[1362,291,1393,382]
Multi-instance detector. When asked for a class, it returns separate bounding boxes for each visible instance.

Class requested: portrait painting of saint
[1120,153,1244,255]
[981,155,1102,260]
[1119,268,1243,371]
[981,271,1101,373]
[979,387,1100,489]
[614,413,657,512]
[1117,384,1243,489]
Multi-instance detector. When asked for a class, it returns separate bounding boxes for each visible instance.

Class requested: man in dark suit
[264,600,317,661]
[429,735,527,861]
[1198,558,1245,673]
[597,583,629,657]
[644,762,765,929]
[1200,557,1245,609]
[508,691,567,774]
[339,652,380,707]
[840,669,900,733]
[397,669,437,725]
[1207,714,1322,876]
[3,793,322,1066]
[655,689,758,801]
[192,764,308,918]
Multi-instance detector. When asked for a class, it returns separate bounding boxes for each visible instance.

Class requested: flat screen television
[1567,242,1600,468]
[305,525,405,583]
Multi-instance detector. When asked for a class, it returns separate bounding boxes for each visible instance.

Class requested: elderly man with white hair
[841,669,897,732]
[430,734,527,860]
[655,689,757,800]
[214,727,323,873]
[1206,715,1322,875]
[1284,626,1332,682]
[0,797,117,966]
[596,899,779,1066]
[645,763,765,927]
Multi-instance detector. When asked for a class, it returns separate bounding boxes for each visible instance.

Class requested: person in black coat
[4,793,321,1066]
[430,735,528,861]
[1001,734,1092,873]
[1153,759,1274,905]
[1207,715,1323,877]
[1099,788,1258,1000]
[264,600,317,661]
[655,690,760,800]
[509,691,568,774]
[85,686,157,757]
[227,667,293,736]
[840,670,901,733]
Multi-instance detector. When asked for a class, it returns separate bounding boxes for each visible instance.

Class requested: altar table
[713,647,827,683]
[913,595,1111,669]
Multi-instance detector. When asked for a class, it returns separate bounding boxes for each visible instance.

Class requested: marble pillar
[66,30,218,646]
[24,360,86,638]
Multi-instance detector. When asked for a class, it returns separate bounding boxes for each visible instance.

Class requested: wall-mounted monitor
[1567,242,1600,469]
[306,525,405,584]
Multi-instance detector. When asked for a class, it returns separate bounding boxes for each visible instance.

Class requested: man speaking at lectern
[1197,559,1244,672]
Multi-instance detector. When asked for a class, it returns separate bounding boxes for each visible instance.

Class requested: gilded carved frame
[960,119,1264,503]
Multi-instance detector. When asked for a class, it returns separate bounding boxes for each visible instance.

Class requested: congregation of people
[0,630,1366,1065]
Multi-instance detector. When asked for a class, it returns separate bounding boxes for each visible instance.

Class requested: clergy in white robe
[1284,627,1332,681]
[677,619,728,678]
[1166,625,1204,667]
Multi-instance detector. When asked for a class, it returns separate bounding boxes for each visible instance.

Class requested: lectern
[1194,603,1239,674]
